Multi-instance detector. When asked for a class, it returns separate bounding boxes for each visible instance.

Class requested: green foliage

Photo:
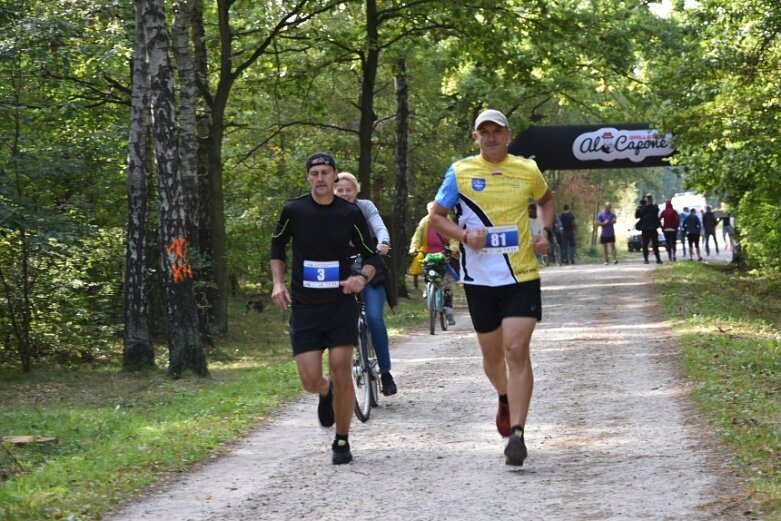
[646,0,781,270]
[656,262,781,517]
[0,0,129,369]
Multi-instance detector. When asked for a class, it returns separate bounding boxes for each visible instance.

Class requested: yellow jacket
[407,215,459,275]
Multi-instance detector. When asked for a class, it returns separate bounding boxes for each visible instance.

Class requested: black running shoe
[381,372,397,396]
[504,428,528,466]
[317,380,335,428]
[332,438,353,465]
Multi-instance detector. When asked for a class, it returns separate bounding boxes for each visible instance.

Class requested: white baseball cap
[474,109,509,130]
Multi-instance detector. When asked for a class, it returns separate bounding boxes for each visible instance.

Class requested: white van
[670,191,707,214]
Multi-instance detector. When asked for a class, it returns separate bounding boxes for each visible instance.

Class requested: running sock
[335,433,349,443]
[510,425,524,437]
[498,394,508,404]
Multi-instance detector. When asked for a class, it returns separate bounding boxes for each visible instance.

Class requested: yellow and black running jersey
[434,154,548,286]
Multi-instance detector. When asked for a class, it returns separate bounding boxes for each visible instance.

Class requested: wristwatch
[543,226,554,239]
[355,269,369,281]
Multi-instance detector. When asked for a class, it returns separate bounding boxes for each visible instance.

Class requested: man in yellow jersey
[429,109,555,466]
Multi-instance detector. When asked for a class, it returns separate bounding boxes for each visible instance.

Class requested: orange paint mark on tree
[167,237,193,283]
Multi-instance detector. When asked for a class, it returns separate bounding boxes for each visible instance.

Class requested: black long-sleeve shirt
[270,194,380,305]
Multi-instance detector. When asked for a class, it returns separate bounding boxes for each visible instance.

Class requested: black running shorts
[289,298,358,356]
[464,279,542,333]
[600,235,616,244]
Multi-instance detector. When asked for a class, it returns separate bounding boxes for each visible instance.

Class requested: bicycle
[421,252,452,335]
[350,266,380,422]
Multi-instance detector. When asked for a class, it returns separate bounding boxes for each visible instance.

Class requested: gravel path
[108,252,748,521]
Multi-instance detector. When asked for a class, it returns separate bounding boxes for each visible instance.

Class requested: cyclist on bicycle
[408,201,459,325]
[270,152,382,465]
[334,172,397,396]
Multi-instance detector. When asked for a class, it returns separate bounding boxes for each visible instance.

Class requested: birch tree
[123,0,154,370]
[143,0,207,377]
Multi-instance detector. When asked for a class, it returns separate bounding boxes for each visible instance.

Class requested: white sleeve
[357,199,390,244]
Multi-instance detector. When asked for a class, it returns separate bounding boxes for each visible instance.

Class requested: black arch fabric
[508,123,675,171]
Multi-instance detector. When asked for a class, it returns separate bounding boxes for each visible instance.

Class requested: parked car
[627,229,666,252]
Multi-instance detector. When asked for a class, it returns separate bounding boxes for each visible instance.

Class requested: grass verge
[655,262,781,520]
[0,290,430,521]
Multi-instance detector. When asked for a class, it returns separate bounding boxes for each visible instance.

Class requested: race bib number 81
[303,260,339,288]
[480,225,520,254]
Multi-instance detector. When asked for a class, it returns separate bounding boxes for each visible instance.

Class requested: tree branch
[234,120,359,167]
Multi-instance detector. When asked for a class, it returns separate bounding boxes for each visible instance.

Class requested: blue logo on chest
[471,178,486,191]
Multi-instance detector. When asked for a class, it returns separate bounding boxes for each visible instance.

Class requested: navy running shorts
[289,298,358,356]
[464,279,542,333]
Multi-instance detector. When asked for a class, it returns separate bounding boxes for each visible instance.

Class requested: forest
[2,0,780,375]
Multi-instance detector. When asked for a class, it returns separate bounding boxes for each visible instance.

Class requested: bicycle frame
[422,261,448,334]
[352,295,379,422]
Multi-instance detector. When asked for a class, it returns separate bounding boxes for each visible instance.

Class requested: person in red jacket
[660,200,680,261]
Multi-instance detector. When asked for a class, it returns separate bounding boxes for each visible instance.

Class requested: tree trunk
[123,0,155,371]
[172,0,199,242]
[143,0,207,378]
[357,0,380,198]
[197,0,233,335]
[172,0,214,346]
[392,58,410,299]
[190,0,216,342]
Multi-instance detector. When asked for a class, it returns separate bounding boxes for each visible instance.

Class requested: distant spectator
[595,202,618,264]
[721,211,734,251]
[678,206,689,257]
[660,200,680,261]
[683,208,703,261]
[559,204,576,265]
[635,194,663,264]
[702,206,719,256]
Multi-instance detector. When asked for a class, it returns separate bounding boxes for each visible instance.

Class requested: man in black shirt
[270,152,381,465]
[635,194,663,264]
[559,204,577,265]
[702,206,719,256]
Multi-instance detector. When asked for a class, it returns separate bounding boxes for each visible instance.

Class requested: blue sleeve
[434,164,459,209]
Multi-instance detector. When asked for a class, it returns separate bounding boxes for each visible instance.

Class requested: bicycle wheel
[367,340,380,407]
[554,240,562,267]
[352,323,372,422]
[438,287,448,331]
[427,281,437,335]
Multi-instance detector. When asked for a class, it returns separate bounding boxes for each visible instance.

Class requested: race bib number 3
[480,225,520,254]
[303,260,340,288]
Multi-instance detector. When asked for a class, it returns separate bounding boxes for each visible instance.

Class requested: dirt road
[108,253,747,521]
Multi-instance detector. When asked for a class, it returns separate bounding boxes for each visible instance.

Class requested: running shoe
[381,372,397,396]
[504,428,528,466]
[332,438,353,465]
[318,379,335,427]
[495,401,510,437]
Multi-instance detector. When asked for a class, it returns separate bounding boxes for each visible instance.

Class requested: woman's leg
[362,283,391,373]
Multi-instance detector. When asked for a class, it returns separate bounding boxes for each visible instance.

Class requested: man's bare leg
[294,350,328,395]
[476,327,508,396]
[476,317,536,428]
[328,345,355,436]
[501,316,536,429]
